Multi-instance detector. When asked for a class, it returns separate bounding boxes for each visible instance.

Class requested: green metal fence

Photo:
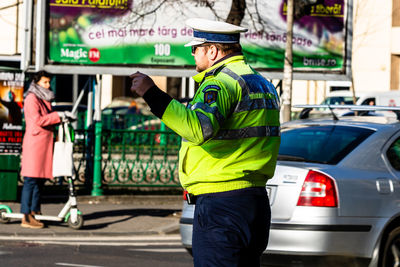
[101,129,181,186]
[17,114,182,190]
[71,115,182,188]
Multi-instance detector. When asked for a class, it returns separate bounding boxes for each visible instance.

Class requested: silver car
[180,114,400,267]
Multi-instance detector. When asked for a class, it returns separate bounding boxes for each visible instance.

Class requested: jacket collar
[192,54,245,83]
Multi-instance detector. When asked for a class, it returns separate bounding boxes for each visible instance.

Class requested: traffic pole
[91,75,103,196]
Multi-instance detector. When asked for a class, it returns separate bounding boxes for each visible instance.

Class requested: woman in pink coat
[20,71,62,229]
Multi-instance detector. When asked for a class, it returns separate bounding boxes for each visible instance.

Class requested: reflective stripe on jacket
[161,55,281,195]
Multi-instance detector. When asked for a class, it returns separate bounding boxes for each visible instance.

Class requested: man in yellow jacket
[131,18,280,267]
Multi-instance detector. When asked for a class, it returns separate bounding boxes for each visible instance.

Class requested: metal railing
[100,129,181,186]
[18,114,182,190]
[70,115,182,188]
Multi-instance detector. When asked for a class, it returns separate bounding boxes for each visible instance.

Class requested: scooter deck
[3,213,63,222]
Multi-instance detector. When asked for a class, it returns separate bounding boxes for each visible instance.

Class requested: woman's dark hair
[32,70,52,84]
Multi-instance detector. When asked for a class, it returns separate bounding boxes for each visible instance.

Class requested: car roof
[283,116,400,132]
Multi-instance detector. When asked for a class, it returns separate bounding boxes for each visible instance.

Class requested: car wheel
[380,226,400,267]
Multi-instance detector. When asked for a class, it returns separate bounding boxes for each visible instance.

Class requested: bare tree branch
[204,0,223,20]
[127,0,168,19]
[251,0,278,32]
[246,1,266,33]
[0,1,22,11]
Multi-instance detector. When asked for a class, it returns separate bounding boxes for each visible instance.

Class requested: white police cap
[184,18,248,47]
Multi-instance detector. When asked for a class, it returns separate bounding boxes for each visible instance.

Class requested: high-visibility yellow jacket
[160,54,280,195]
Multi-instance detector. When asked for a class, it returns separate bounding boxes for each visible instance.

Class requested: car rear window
[278,125,374,164]
[387,138,400,171]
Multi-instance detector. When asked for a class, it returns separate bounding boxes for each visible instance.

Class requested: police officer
[130,18,280,267]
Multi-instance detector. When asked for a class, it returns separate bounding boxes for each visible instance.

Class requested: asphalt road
[0,235,193,267]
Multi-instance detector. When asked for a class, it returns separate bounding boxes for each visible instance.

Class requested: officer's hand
[130,72,155,97]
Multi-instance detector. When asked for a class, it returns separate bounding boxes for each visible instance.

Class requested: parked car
[320,90,359,105]
[321,90,400,106]
[51,102,87,122]
[102,106,138,129]
[180,110,400,266]
[304,91,400,119]
[101,97,154,130]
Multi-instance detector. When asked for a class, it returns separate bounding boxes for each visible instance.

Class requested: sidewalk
[0,195,183,237]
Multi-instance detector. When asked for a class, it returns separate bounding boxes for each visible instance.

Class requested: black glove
[63,111,77,122]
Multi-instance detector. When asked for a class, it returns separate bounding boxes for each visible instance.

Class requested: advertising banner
[0,71,24,154]
[48,0,348,73]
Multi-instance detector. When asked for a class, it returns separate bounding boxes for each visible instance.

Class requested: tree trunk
[226,0,246,25]
[281,0,294,123]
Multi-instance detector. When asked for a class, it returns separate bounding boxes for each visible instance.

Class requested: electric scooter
[0,173,84,230]
[0,85,88,230]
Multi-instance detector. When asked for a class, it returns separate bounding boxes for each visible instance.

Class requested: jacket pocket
[32,129,40,136]
[179,145,188,175]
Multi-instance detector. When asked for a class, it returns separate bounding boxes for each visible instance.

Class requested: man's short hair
[33,70,52,84]
[205,43,242,55]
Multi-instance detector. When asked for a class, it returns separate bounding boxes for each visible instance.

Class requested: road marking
[0,251,12,255]
[30,241,182,246]
[0,234,181,242]
[56,263,104,267]
[127,248,187,253]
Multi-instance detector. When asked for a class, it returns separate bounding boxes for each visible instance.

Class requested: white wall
[351,0,392,92]
[0,1,23,55]
[101,74,113,109]
[392,27,400,54]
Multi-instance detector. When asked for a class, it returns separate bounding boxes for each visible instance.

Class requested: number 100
[154,44,171,56]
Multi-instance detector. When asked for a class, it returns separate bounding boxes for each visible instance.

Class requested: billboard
[41,0,351,79]
[0,71,24,154]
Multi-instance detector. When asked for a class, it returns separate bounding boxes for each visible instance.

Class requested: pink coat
[20,93,61,179]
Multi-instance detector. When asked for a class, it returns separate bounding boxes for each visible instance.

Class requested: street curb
[154,222,180,235]
[76,195,183,205]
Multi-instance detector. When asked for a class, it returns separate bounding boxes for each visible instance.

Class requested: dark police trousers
[192,187,271,267]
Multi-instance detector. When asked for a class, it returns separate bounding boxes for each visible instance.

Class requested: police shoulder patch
[202,84,221,92]
[204,90,218,105]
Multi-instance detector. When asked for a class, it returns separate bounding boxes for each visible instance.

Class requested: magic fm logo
[51,0,129,10]
[60,47,100,62]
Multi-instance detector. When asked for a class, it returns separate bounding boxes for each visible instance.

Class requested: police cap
[184,18,248,47]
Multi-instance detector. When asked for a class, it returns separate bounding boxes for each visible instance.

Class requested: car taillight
[183,190,188,201]
[297,170,338,207]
